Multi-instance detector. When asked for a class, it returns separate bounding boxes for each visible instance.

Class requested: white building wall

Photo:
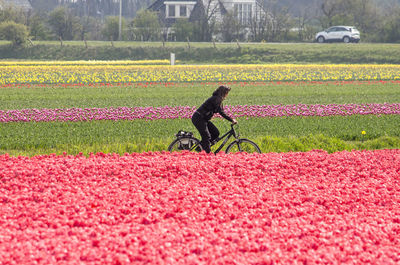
[201,0,260,25]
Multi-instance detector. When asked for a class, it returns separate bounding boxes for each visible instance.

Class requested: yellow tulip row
[1,63,400,84]
[0,60,171,66]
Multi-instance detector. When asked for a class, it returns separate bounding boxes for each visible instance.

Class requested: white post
[170,53,175,66]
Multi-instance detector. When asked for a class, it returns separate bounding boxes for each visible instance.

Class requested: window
[180,5,187,17]
[166,2,196,18]
[326,27,336,33]
[167,5,175,17]
[234,3,253,25]
[167,4,189,18]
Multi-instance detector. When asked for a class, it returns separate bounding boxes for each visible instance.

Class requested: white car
[315,26,360,43]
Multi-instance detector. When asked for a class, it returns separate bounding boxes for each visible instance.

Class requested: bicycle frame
[210,124,237,154]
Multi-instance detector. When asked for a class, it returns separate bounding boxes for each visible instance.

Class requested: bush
[0,21,28,46]
[131,10,160,41]
[102,16,126,41]
[172,18,194,42]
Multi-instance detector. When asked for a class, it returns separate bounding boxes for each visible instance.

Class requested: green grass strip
[1,116,399,156]
[1,81,400,110]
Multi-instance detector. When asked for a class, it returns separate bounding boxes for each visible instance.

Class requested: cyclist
[191,85,237,153]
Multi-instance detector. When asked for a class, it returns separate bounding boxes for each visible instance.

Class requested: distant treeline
[1,0,400,43]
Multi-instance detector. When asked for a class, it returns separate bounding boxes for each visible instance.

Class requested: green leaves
[0,21,28,47]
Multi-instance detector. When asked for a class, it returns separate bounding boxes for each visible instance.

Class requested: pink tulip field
[1,103,399,123]
[1,150,400,264]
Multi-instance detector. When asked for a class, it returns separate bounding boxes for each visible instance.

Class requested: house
[0,0,33,11]
[148,0,200,28]
[148,0,265,40]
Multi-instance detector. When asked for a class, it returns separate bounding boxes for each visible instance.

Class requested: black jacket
[195,96,233,122]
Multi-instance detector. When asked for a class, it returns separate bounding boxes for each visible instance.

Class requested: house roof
[149,0,200,10]
[0,0,32,11]
[218,0,227,15]
[148,0,164,10]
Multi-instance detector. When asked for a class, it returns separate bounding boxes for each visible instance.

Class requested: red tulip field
[1,150,400,264]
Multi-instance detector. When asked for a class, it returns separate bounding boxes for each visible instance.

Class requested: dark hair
[212,85,231,99]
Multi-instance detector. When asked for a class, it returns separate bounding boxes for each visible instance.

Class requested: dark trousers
[191,112,219,153]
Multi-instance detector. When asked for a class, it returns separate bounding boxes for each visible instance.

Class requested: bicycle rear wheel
[168,137,202,152]
[225,139,261,153]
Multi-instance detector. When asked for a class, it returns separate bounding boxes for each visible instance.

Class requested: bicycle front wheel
[168,137,202,152]
[225,139,261,154]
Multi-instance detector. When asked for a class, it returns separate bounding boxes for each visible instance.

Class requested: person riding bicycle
[192,85,237,153]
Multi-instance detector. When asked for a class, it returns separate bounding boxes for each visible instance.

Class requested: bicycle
[168,124,261,154]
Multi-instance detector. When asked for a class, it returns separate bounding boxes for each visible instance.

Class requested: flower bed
[1,150,400,264]
[1,103,400,123]
[2,64,400,84]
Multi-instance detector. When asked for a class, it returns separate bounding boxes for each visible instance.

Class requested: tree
[131,10,160,41]
[319,0,344,27]
[219,11,242,42]
[350,0,377,32]
[191,0,220,41]
[48,6,82,40]
[80,16,103,40]
[0,5,28,24]
[32,0,154,19]
[345,0,382,42]
[317,0,375,28]
[272,8,294,41]
[29,13,51,40]
[381,5,400,42]
[102,16,126,41]
[249,4,273,42]
[30,0,59,12]
[294,2,318,41]
[0,21,29,46]
[173,18,195,42]
[254,1,294,42]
